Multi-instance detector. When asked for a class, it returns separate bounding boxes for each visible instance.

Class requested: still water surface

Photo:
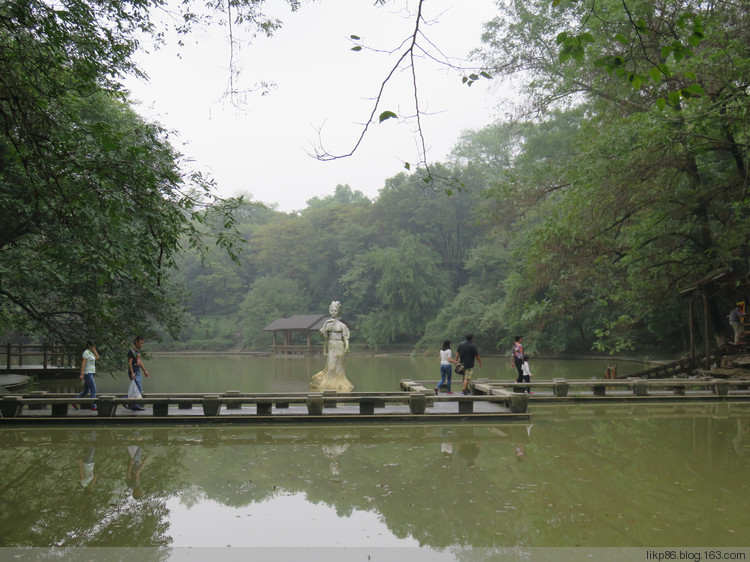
[35,354,648,394]
[6,355,749,552]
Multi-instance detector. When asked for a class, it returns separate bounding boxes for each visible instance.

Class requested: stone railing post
[409,393,427,415]
[202,395,222,417]
[552,378,569,397]
[306,394,324,415]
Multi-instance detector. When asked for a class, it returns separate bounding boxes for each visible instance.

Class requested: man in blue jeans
[75,341,99,410]
[127,336,150,411]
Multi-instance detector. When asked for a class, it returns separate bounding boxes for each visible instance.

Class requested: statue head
[328,300,341,318]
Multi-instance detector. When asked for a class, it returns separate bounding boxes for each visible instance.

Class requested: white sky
[125,0,501,212]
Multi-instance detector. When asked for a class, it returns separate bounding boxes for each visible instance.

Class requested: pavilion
[262,314,328,356]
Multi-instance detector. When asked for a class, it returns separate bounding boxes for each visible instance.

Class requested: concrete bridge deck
[0,389,528,425]
[3,376,750,425]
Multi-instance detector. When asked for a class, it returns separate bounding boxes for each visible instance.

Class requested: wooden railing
[2,343,79,370]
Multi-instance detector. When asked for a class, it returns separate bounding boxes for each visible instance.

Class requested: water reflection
[1,404,749,549]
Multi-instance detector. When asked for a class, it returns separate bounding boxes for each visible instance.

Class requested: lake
[33,353,648,394]
[3,355,749,560]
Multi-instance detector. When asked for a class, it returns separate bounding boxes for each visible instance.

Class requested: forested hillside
[171,0,750,355]
[1,0,748,357]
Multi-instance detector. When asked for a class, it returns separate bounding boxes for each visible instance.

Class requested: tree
[475,0,750,351]
[0,0,256,353]
[239,275,308,348]
[342,236,451,347]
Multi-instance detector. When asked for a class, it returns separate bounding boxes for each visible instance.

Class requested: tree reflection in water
[1,404,749,548]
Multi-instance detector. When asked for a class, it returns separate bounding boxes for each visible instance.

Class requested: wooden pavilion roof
[262,314,328,332]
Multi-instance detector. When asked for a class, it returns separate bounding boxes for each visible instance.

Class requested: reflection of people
[511,424,533,462]
[732,418,750,456]
[78,432,98,491]
[435,340,457,395]
[521,354,534,394]
[729,305,744,344]
[127,336,149,411]
[76,341,99,411]
[310,301,354,391]
[458,442,480,468]
[456,333,482,396]
[512,335,524,391]
[126,436,149,499]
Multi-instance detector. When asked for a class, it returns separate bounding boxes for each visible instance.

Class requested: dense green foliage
[0,0,296,357]
[472,0,750,352]
[173,0,749,355]
[2,0,748,358]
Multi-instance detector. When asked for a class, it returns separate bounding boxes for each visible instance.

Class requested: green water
[33,354,647,394]
[1,408,749,550]
[5,355,749,553]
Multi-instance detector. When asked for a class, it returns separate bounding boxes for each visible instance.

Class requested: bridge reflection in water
[1,404,749,551]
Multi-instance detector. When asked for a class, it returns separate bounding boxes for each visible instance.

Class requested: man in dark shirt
[456,333,482,395]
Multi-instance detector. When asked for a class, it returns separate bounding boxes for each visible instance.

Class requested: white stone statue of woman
[310,301,354,391]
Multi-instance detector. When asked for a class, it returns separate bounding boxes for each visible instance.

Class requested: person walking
[127,336,149,411]
[512,335,524,392]
[456,333,482,395]
[75,341,99,411]
[435,340,457,395]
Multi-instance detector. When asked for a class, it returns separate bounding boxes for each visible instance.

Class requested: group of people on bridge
[434,333,535,396]
[73,336,150,412]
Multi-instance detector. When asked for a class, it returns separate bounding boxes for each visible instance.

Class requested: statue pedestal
[310,369,354,392]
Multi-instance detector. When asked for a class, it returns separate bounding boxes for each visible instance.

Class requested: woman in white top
[521,354,534,394]
[76,341,100,410]
[435,340,457,395]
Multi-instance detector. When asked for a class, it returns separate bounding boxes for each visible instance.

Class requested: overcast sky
[125,0,501,212]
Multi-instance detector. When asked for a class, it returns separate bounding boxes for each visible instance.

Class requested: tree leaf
[378,111,398,123]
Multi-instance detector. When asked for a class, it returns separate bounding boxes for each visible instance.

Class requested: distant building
[262,314,328,356]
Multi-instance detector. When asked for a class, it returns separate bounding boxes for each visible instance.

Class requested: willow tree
[475,0,750,351]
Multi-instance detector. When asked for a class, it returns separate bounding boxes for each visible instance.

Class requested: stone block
[51,402,69,417]
[306,394,324,416]
[592,385,607,397]
[509,393,528,413]
[225,390,242,410]
[96,397,117,417]
[458,399,474,414]
[713,380,729,396]
[28,391,47,410]
[153,401,169,417]
[409,393,427,415]
[202,395,222,417]
[632,379,649,396]
[553,378,569,397]
[1,396,23,418]
[257,402,273,415]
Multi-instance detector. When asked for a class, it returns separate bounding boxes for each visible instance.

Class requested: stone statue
[310,300,354,392]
